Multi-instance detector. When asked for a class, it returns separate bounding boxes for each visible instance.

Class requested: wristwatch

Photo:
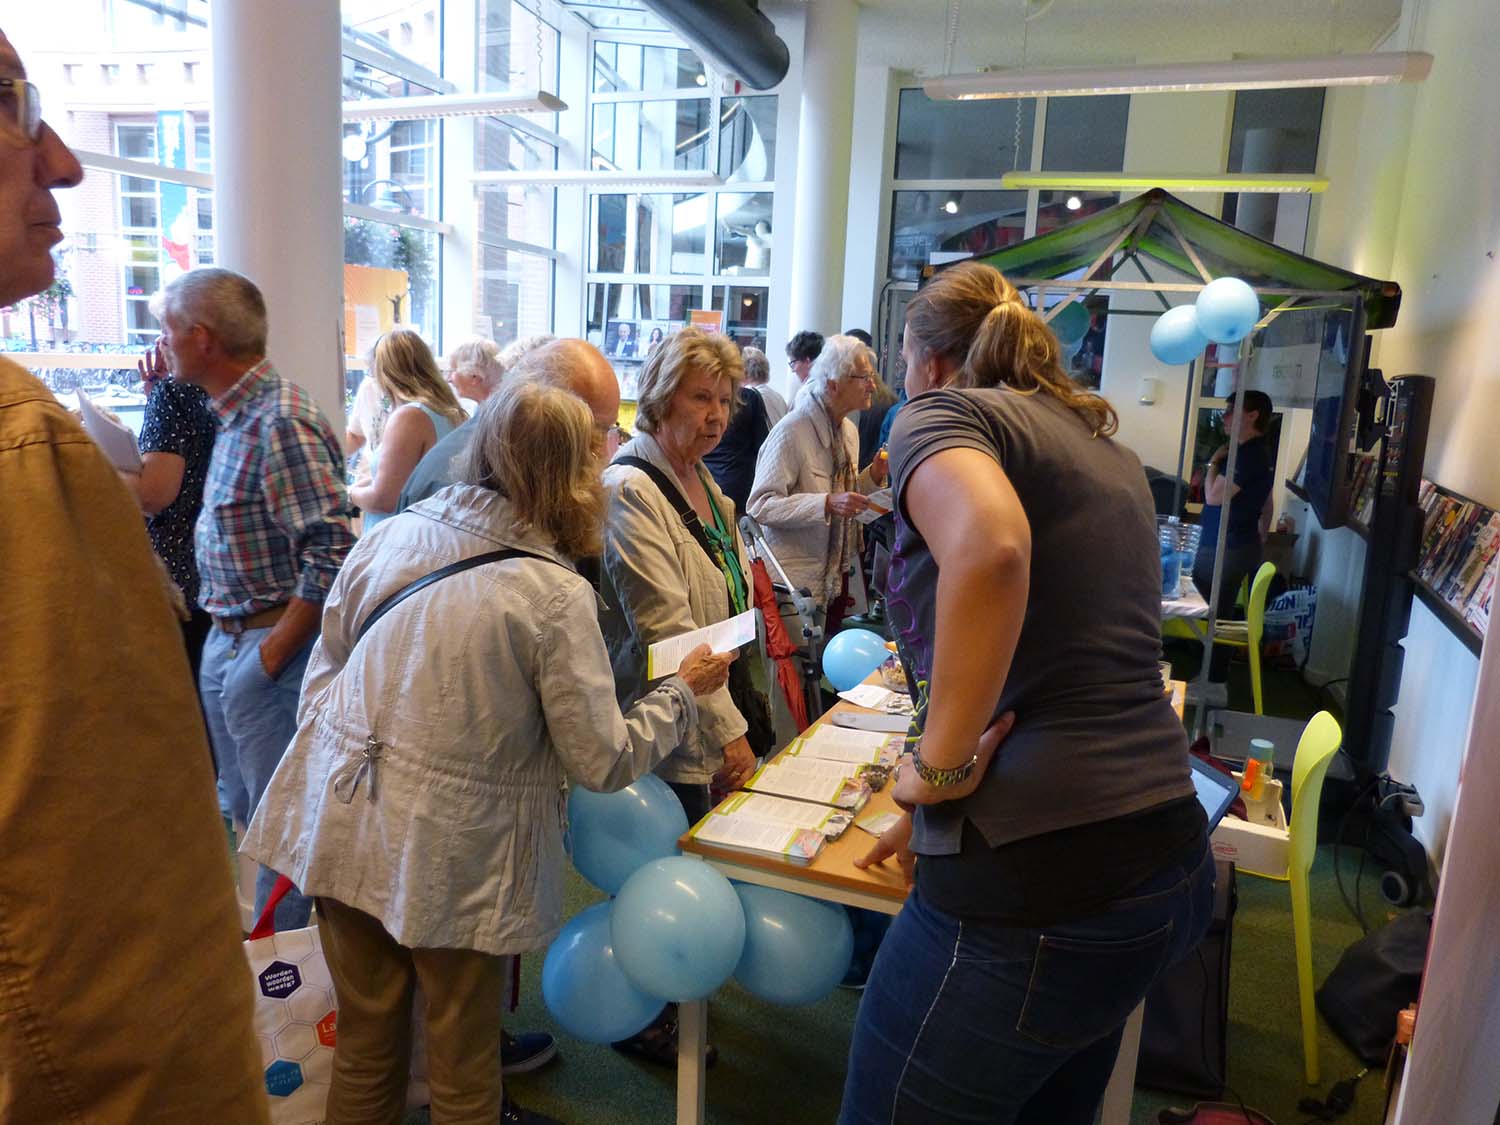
[911,745,979,787]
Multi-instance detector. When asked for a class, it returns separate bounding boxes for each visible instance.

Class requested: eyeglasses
[0,78,44,144]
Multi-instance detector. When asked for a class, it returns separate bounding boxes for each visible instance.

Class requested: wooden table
[672,680,1188,1125]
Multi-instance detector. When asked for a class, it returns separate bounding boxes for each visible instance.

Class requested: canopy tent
[956,188,1402,330]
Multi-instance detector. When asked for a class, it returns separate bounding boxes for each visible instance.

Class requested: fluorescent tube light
[925,51,1432,100]
[1002,171,1330,194]
[472,169,725,189]
[343,91,566,122]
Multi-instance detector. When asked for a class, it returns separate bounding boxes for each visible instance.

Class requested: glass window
[710,285,769,353]
[591,193,709,275]
[477,244,554,346]
[1035,190,1118,236]
[591,97,713,172]
[714,192,773,276]
[1223,87,1326,250]
[720,96,776,182]
[1041,95,1129,171]
[586,282,702,398]
[593,41,706,94]
[342,216,439,340]
[888,189,1028,281]
[894,90,1035,180]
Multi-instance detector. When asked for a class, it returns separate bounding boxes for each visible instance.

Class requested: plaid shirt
[196,359,355,617]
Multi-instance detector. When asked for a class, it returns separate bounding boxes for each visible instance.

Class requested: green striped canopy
[962,188,1401,329]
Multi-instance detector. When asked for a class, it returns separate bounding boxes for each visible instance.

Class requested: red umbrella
[750,559,809,732]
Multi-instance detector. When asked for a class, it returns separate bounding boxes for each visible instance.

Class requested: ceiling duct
[638,0,789,90]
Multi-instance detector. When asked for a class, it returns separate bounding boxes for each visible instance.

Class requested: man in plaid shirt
[156,267,355,930]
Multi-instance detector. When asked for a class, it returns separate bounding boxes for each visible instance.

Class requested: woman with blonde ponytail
[841,262,1212,1125]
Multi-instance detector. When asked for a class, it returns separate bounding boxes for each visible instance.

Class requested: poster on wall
[343,264,410,358]
[689,309,725,334]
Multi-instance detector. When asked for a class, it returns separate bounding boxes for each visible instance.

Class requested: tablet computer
[1188,754,1240,833]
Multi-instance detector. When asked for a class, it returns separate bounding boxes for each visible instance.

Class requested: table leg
[676,998,708,1125]
[1098,1000,1144,1125]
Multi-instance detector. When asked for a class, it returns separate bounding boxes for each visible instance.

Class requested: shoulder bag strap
[615,455,720,561]
[355,546,555,644]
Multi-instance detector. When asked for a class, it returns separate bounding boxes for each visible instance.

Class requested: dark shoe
[502,1029,558,1076]
[611,1007,718,1069]
[502,1092,563,1125]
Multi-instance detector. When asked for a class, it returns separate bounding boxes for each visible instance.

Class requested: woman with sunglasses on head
[839,262,1214,1125]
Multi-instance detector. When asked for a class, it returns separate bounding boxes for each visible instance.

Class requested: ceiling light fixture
[1065,195,1082,210]
[472,169,726,189]
[343,90,567,122]
[1001,171,1330,194]
[943,199,960,214]
[924,51,1432,100]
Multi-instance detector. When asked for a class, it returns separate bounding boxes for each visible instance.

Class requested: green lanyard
[699,470,749,615]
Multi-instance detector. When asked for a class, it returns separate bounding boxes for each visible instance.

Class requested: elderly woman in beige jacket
[243,379,731,1125]
[602,327,761,825]
[747,334,888,619]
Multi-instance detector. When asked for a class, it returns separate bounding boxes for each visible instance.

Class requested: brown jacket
[0,357,268,1124]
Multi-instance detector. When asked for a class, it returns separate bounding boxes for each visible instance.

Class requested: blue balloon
[568,773,689,894]
[541,902,663,1044]
[822,628,889,692]
[1050,300,1091,348]
[733,885,854,1006]
[1195,277,1261,345]
[611,857,747,1002]
[1150,304,1208,366]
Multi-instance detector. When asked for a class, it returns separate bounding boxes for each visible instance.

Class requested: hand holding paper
[647,608,756,679]
[77,390,143,473]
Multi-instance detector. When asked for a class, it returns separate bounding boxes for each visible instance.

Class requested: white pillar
[786,0,857,340]
[211,0,346,428]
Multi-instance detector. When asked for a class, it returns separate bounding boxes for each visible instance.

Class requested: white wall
[1298,0,1497,864]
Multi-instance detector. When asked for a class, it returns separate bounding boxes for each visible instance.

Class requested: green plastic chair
[1210,561,1277,714]
[1236,710,1343,1085]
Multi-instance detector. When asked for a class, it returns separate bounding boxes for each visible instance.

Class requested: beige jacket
[602,434,751,785]
[0,358,268,1124]
[746,397,880,604]
[242,484,697,956]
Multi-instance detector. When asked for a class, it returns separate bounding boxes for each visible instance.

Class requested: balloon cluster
[543,775,855,1043]
[1149,277,1261,366]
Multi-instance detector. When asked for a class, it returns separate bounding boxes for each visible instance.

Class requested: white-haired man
[0,29,267,1122]
[156,266,356,931]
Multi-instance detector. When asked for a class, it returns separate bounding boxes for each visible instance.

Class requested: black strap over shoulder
[355,547,556,644]
[615,455,719,561]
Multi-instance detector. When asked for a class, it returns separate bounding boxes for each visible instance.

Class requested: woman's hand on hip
[855,810,915,882]
[826,491,871,518]
[676,643,736,696]
[892,711,1017,807]
[714,735,758,790]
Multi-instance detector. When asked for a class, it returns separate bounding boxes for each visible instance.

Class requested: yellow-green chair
[1237,710,1344,1085]
[1209,561,1276,714]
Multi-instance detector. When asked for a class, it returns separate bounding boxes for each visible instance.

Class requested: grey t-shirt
[887,387,1193,855]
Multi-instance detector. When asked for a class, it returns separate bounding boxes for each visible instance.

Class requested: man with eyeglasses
[397,335,623,513]
[0,30,268,1124]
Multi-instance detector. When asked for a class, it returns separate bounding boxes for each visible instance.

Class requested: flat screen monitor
[1301,299,1368,530]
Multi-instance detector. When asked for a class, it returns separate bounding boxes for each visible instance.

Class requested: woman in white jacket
[243,379,731,1125]
[747,334,888,628]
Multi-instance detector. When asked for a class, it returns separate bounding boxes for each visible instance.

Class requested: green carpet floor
[408,659,1400,1124]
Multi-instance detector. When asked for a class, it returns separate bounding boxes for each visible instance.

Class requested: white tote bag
[244,877,431,1124]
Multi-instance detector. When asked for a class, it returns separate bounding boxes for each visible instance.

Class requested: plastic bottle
[1241,738,1276,802]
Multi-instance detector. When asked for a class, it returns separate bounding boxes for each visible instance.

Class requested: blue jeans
[200,623,312,930]
[840,837,1215,1125]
